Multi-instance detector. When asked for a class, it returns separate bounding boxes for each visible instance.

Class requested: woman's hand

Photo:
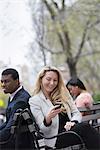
[64,121,75,131]
[45,106,61,125]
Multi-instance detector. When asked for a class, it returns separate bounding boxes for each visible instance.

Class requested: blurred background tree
[28,0,100,101]
[0,0,100,103]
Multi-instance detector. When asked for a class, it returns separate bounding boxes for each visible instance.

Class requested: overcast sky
[0,0,33,67]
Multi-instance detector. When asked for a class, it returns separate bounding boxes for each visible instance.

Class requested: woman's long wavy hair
[32,66,71,103]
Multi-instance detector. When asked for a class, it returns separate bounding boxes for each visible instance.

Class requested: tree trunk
[67,58,77,77]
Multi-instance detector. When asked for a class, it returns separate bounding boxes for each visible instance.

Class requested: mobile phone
[54,104,62,110]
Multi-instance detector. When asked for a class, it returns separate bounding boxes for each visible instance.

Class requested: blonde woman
[29,66,100,150]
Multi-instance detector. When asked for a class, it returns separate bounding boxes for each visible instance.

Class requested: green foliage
[0,92,9,108]
[93,92,100,103]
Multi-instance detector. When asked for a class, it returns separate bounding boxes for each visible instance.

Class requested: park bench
[78,102,100,132]
[1,103,100,149]
[0,107,6,125]
[10,108,86,150]
[0,107,87,150]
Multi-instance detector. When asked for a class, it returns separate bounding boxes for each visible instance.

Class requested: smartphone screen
[54,104,62,110]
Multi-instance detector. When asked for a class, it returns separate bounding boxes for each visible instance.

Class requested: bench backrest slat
[82,113,100,122]
[78,103,100,113]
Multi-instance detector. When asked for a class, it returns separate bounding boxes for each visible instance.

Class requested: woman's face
[41,71,58,95]
[68,85,80,97]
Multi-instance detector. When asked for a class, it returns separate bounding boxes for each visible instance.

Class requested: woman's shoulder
[29,92,41,103]
[79,91,92,98]
[30,94,39,99]
[76,91,93,103]
[29,91,45,103]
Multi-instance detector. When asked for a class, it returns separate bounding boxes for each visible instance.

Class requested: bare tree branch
[88,19,100,29]
[75,20,90,63]
[42,0,56,20]
[37,39,63,54]
[79,51,100,58]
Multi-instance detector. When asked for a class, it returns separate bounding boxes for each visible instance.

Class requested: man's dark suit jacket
[0,87,35,150]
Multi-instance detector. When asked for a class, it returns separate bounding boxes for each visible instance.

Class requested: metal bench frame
[12,108,86,150]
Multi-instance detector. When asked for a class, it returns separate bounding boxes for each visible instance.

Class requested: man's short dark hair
[2,68,19,80]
